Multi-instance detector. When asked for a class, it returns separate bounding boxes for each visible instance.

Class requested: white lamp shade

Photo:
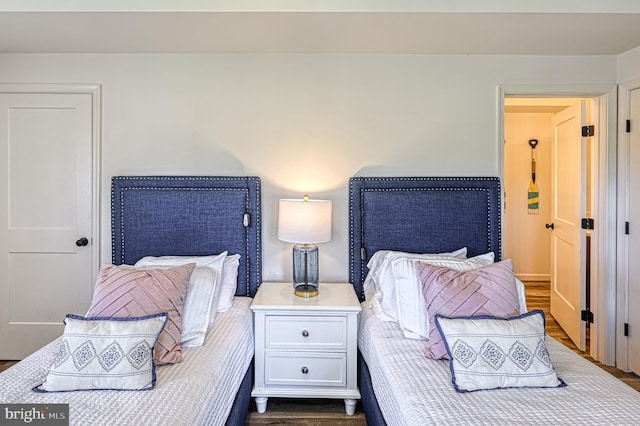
[278,198,332,244]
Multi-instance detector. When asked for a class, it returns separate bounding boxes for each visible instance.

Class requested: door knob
[545,223,555,230]
[75,237,89,247]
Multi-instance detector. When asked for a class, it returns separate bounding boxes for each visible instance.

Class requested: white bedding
[359,302,640,426]
[0,297,254,426]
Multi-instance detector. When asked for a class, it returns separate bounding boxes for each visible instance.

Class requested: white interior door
[549,101,587,351]
[0,90,97,359]
[627,88,640,374]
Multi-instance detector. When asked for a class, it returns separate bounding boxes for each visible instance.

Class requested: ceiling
[2,11,640,55]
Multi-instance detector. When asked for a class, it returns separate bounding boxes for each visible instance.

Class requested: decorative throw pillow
[363,247,469,321]
[417,259,520,359]
[86,263,194,365]
[33,313,167,392]
[434,310,566,392]
[391,252,495,340]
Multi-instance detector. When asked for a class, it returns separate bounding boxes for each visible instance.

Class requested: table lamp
[278,195,332,297]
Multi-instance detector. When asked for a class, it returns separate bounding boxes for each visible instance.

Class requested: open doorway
[504,96,593,353]
[499,86,617,365]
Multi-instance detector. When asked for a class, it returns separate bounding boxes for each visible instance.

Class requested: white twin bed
[350,177,640,425]
[359,303,640,425]
[0,176,262,426]
[0,298,253,425]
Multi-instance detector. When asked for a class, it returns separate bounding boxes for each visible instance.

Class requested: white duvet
[359,303,640,426]
[0,297,254,426]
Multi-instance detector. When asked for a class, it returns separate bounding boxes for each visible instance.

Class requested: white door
[628,88,640,374]
[0,89,98,359]
[549,101,587,351]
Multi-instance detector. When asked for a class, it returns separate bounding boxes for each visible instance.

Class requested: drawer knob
[301,330,309,337]
[301,366,309,374]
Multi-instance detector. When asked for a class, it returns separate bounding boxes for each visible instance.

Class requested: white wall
[618,46,640,83]
[0,53,617,283]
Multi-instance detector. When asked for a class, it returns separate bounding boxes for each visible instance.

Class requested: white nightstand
[250,282,362,415]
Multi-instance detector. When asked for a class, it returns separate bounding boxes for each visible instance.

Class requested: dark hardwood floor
[1,281,637,425]
[245,398,367,425]
[0,360,16,373]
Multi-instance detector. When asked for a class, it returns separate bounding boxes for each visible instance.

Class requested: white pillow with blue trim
[434,309,565,392]
[33,313,167,392]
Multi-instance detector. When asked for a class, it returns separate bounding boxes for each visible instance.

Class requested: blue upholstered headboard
[111,176,262,297]
[349,177,501,301]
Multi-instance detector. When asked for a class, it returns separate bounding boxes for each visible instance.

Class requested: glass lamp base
[292,243,319,298]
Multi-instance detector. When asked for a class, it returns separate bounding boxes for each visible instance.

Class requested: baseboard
[515,273,550,282]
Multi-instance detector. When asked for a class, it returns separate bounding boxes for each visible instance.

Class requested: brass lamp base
[294,286,319,298]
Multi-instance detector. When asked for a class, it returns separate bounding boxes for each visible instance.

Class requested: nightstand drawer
[265,316,346,349]
[265,352,347,387]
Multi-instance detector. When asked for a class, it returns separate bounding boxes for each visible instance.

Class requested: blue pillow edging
[434,309,567,393]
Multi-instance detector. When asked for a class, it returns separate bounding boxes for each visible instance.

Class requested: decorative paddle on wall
[528,139,539,214]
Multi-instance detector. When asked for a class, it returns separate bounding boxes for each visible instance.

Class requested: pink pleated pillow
[417,259,520,360]
[86,263,194,365]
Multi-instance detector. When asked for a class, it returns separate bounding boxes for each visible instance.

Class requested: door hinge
[581,309,594,323]
[627,119,631,133]
[626,222,630,235]
[582,125,595,137]
[581,218,594,230]
[625,323,629,337]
